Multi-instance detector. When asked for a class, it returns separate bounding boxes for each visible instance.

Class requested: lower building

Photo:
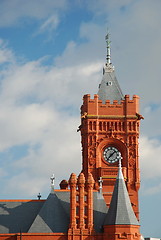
[0,164,140,240]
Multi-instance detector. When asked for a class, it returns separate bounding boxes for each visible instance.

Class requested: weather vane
[105,32,111,46]
[105,29,111,64]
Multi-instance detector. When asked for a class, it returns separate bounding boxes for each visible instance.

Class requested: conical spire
[104,160,139,226]
[98,31,124,104]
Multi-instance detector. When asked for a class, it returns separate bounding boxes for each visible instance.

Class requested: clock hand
[108,151,115,160]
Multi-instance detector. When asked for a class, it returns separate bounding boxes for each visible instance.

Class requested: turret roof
[98,33,124,103]
[104,162,140,226]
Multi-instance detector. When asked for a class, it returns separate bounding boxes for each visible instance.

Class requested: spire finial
[98,177,103,194]
[118,158,122,169]
[105,30,111,64]
[117,157,124,180]
[37,193,41,200]
[50,174,55,188]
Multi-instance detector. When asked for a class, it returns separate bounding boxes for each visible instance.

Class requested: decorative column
[78,173,85,229]
[86,173,94,231]
[69,173,77,229]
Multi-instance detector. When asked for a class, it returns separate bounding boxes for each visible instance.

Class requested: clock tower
[80,33,143,219]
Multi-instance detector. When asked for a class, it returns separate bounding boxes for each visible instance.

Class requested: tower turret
[103,160,140,240]
[104,160,139,225]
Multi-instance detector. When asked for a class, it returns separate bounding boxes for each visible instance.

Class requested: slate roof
[104,164,140,226]
[0,189,108,234]
[93,191,108,232]
[28,190,70,233]
[98,63,124,104]
[0,167,139,233]
[0,200,44,233]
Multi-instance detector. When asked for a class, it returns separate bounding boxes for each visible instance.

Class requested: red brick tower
[80,33,143,219]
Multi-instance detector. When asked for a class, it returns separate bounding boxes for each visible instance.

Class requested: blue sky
[0,0,161,237]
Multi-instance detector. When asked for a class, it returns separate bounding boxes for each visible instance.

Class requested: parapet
[81,94,140,117]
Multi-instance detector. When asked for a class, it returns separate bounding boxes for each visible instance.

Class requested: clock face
[103,146,121,164]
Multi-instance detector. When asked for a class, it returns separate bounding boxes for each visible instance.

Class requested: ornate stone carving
[88,148,96,166]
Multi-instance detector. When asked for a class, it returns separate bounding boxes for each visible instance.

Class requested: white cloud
[3,172,48,198]
[0,168,7,178]
[82,0,134,16]
[140,135,161,196]
[38,15,60,34]
[0,0,67,27]
[141,182,161,196]
[141,104,161,139]
[0,103,56,151]
[0,39,15,64]
[140,136,161,180]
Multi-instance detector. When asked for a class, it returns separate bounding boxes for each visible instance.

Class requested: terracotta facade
[81,94,142,219]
